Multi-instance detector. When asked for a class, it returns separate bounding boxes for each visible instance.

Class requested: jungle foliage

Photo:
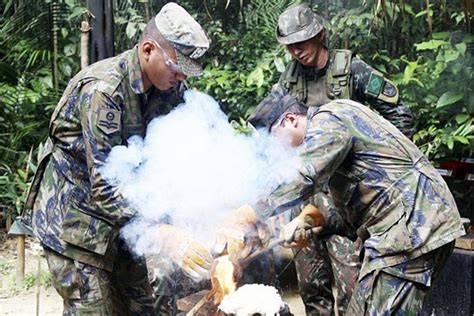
[0,0,472,218]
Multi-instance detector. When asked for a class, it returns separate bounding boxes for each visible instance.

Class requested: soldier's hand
[281,204,325,248]
[154,224,212,281]
[212,204,271,260]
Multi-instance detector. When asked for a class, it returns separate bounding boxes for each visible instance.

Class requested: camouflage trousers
[43,243,154,316]
[346,242,454,315]
[293,234,361,316]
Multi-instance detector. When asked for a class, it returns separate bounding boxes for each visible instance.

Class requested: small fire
[208,255,238,305]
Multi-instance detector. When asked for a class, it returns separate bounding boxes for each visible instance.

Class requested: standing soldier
[20,3,212,315]
[271,3,415,314]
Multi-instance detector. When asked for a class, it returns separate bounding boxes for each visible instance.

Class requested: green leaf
[453,136,470,145]
[447,137,454,150]
[436,91,464,108]
[61,28,69,39]
[64,44,76,57]
[432,32,450,40]
[415,40,448,51]
[455,43,467,55]
[246,68,264,87]
[444,49,459,63]
[68,6,85,20]
[126,22,137,39]
[455,114,470,124]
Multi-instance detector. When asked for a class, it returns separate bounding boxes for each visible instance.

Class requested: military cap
[248,91,304,131]
[155,3,210,76]
[276,3,325,45]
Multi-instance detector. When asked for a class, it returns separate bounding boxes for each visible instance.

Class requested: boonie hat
[155,3,210,76]
[248,91,305,131]
[276,3,325,45]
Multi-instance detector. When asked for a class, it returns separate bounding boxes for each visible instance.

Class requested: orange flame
[208,255,238,305]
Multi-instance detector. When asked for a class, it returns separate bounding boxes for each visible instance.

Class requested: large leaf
[246,67,264,87]
[455,114,470,124]
[415,40,448,51]
[436,91,464,108]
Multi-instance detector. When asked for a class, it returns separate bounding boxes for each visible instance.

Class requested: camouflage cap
[276,3,325,45]
[155,3,210,76]
[248,91,303,131]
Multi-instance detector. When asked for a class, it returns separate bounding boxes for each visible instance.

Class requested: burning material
[218,284,285,316]
[209,255,239,305]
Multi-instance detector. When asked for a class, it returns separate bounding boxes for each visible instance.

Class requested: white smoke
[101,90,301,256]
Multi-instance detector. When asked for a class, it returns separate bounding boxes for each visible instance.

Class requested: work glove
[154,224,212,281]
[281,204,325,248]
[212,204,271,261]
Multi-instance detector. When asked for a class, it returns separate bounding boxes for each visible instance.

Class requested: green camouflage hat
[154,3,210,76]
[248,91,303,131]
[276,3,325,45]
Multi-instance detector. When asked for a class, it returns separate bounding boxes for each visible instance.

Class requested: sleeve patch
[97,108,121,135]
[382,81,397,97]
[367,72,384,96]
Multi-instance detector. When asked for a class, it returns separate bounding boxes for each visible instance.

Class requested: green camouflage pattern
[260,99,465,314]
[28,47,183,271]
[325,234,360,315]
[288,192,360,315]
[44,242,155,316]
[23,46,185,314]
[276,52,416,138]
[276,3,325,45]
[347,242,454,315]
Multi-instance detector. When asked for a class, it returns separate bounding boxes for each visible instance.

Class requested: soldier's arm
[350,58,415,138]
[79,84,136,226]
[257,112,353,231]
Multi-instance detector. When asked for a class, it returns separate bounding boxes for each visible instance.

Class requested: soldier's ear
[141,41,154,59]
[285,113,299,128]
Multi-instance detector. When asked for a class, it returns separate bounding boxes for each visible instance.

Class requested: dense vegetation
[0,0,472,219]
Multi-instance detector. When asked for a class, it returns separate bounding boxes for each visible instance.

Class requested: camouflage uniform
[273,4,415,314]
[260,99,465,315]
[23,46,184,315]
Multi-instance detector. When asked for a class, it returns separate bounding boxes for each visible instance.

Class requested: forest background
[0,0,472,221]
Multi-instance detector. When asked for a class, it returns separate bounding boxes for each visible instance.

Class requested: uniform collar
[301,49,331,79]
[126,46,147,95]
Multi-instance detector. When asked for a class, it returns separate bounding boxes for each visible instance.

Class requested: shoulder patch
[382,80,397,97]
[97,107,121,135]
[366,71,384,96]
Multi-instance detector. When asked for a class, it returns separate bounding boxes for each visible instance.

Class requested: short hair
[248,90,307,131]
[139,18,169,49]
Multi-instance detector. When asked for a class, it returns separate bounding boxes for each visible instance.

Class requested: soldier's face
[270,113,307,147]
[286,32,325,67]
[141,39,187,91]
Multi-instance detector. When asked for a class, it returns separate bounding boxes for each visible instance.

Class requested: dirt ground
[0,224,305,316]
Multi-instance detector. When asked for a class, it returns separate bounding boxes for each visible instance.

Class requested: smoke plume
[101,90,301,257]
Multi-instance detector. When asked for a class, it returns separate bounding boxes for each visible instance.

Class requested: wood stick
[16,235,25,289]
[186,295,209,316]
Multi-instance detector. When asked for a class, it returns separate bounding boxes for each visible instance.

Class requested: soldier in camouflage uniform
[269,3,416,314]
[20,3,212,315]
[249,91,465,315]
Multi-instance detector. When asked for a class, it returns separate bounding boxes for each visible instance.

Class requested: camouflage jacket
[260,99,465,282]
[275,50,415,138]
[26,47,183,271]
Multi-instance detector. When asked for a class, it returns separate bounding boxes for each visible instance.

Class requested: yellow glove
[212,204,271,260]
[281,204,325,248]
[155,224,212,281]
